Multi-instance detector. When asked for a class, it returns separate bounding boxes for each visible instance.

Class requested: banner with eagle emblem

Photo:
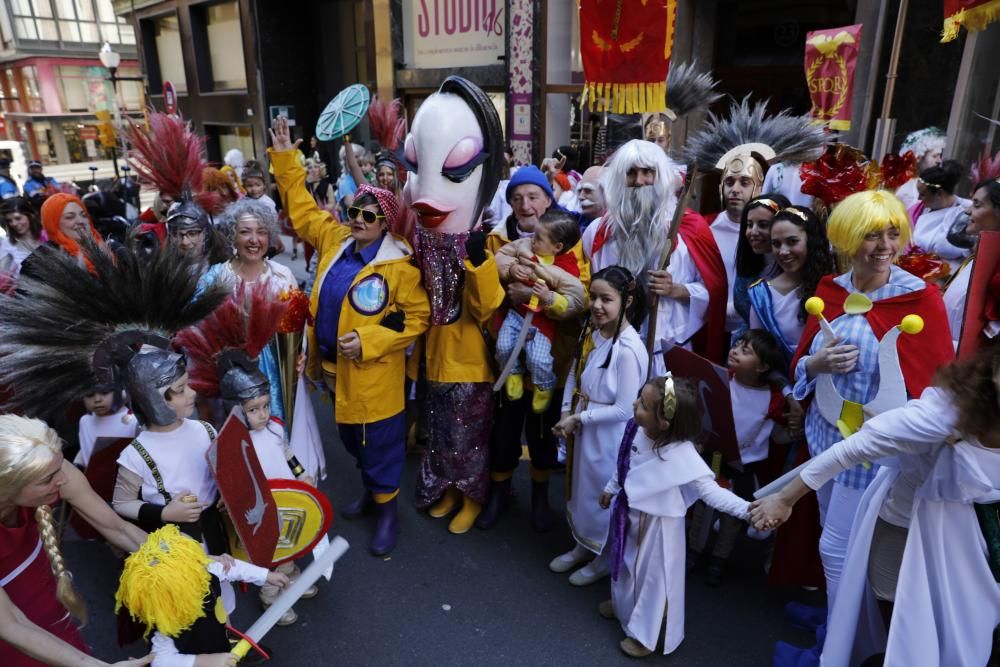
[579,0,676,114]
[803,24,862,131]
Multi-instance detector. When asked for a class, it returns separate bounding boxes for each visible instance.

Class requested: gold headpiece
[661,373,677,420]
[779,207,809,222]
[754,198,781,213]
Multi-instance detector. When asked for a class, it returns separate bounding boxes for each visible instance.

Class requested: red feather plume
[124,110,208,199]
[971,147,1000,185]
[173,281,288,397]
[367,95,406,151]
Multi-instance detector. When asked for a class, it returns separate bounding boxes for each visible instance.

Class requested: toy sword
[231,536,349,661]
[494,280,546,392]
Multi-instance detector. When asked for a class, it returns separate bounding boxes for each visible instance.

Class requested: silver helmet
[218,350,269,415]
[125,346,187,426]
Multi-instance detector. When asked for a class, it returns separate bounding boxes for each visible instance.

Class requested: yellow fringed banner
[580,0,677,114]
[942,0,1000,42]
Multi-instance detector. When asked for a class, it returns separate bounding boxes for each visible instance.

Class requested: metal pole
[872,0,909,159]
[109,68,122,179]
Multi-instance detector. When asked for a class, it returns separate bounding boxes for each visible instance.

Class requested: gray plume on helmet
[666,61,722,119]
[127,346,187,426]
[683,96,827,171]
[218,349,269,413]
[166,199,212,233]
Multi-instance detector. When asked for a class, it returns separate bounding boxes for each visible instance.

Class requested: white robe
[582,223,709,377]
[911,199,971,272]
[605,432,749,654]
[884,439,1000,667]
[710,210,743,332]
[562,326,648,553]
[749,282,805,350]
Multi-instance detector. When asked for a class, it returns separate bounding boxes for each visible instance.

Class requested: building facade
[0,0,141,164]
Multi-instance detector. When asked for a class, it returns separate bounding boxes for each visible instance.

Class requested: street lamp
[99,42,123,178]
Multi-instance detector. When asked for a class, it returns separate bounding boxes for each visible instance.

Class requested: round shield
[316,85,371,141]
[227,478,334,566]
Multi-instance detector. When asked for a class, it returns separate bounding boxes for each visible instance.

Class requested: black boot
[370,497,399,556]
[475,477,512,529]
[531,479,556,532]
[706,556,725,587]
[341,490,374,519]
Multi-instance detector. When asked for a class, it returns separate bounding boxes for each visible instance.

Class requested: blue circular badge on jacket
[349,274,389,315]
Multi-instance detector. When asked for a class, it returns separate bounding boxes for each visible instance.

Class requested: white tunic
[582,223,709,376]
[117,419,218,505]
[710,210,742,332]
[605,432,749,654]
[248,418,295,481]
[75,406,139,466]
[730,379,775,465]
[562,326,648,553]
[911,199,971,271]
[884,439,1000,667]
[762,162,814,207]
[943,258,973,346]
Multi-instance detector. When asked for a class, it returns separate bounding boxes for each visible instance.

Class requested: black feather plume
[0,240,228,419]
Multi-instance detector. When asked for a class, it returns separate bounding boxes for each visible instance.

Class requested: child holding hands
[599,375,751,658]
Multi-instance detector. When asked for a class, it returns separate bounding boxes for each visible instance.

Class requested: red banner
[958,231,1000,359]
[579,0,676,114]
[943,0,1000,42]
[804,24,862,132]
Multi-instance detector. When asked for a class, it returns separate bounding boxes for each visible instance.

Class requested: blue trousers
[337,412,406,494]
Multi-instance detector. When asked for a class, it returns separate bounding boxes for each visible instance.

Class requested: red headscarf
[356,183,400,231]
[40,193,103,260]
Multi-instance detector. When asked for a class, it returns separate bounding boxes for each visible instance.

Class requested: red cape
[591,210,728,363]
[790,274,954,399]
[680,210,728,363]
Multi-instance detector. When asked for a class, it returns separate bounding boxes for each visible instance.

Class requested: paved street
[65,249,819,665]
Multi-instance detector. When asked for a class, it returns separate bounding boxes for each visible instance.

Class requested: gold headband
[753,198,780,213]
[917,177,943,190]
[661,373,677,420]
[779,207,809,222]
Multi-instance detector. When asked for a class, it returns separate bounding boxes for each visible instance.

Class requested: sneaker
[619,637,653,658]
[549,545,592,573]
[276,607,298,626]
[531,387,552,413]
[300,584,319,599]
[569,558,610,586]
[505,373,524,401]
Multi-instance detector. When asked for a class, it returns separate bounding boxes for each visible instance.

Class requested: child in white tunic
[551,266,648,586]
[75,385,138,467]
[599,376,750,658]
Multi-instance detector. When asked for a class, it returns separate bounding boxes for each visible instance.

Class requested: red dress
[1,506,89,664]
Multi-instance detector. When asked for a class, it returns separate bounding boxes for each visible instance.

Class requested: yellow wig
[115,525,213,638]
[827,190,912,256]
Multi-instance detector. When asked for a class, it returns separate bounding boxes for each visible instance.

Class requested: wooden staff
[645,166,699,378]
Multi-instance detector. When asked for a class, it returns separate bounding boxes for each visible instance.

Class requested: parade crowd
[0,71,999,667]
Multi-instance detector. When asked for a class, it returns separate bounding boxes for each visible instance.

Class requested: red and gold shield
[226,479,334,566]
[208,413,280,567]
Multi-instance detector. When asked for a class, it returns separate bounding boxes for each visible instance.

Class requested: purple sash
[609,418,639,581]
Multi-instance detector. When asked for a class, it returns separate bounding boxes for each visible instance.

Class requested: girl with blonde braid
[0,414,150,666]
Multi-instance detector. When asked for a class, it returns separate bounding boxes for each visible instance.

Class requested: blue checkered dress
[793,266,925,489]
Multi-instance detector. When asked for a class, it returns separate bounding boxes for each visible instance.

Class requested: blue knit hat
[506,165,554,204]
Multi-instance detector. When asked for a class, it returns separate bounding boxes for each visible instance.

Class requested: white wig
[899,127,945,159]
[602,139,679,276]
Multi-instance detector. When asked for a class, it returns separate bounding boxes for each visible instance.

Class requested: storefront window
[204,2,246,91]
[948,28,1000,189]
[32,121,57,163]
[153,14,187,93]
[205,124,254,164]
[19,65,44,113]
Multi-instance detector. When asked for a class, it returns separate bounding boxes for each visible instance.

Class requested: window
[204,2,246,90]
[153,14,186,92]
[9,0,134,45]
[0,70,20,113]
[204,124,253,164]
[19,65,44,113]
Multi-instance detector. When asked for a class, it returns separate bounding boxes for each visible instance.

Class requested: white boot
[548,544,593,573]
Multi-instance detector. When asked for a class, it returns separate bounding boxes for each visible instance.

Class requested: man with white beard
[576,166,606,228]
[582,139,727,368]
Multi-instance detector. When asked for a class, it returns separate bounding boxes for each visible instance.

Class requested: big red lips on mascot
[402,77,506,533]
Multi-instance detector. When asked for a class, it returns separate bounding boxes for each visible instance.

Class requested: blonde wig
[827,190,912,257]
[0,415,87,624]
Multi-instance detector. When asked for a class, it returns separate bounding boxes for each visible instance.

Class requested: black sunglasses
[348,207,385,225]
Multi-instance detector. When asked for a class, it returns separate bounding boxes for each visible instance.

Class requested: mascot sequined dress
[401,77,505,524]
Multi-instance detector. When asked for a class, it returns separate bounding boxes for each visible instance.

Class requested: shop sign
[80,126,98,140]
[402,0,505,69]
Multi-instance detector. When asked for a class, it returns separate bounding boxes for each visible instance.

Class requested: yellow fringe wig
[827,190,912,256]
[115,525,213,638]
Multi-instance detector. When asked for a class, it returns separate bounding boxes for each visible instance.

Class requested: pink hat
[356,183,400,231]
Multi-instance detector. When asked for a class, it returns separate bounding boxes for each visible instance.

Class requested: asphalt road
[65,248,819,666]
